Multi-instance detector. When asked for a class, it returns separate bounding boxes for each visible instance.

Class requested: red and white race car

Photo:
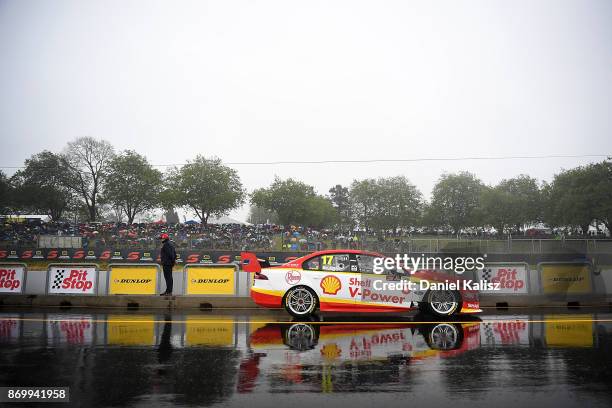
[241,250,481,318]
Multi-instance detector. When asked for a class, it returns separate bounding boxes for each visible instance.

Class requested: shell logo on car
[320,275,341,295]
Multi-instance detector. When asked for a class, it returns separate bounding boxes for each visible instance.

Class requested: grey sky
[1,0,611,221]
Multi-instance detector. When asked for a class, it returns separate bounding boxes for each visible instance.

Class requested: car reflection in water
[240,316,482,392]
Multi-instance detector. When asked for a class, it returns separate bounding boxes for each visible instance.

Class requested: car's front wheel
[420,290,461,317]
[284,286,318,318]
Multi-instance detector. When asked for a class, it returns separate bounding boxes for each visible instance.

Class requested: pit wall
[1,252,612,308]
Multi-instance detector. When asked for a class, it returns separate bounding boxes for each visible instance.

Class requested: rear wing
[240,252,271,273]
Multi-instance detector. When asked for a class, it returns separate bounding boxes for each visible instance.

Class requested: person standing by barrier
[159,233,177,296]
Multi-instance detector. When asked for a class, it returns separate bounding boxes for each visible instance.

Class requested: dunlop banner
[185,317,235,346]
[540,263,592,294]
[184,264,236,295]
[108,265,159,295]
[0,264,26,294]
[107,315,155,346]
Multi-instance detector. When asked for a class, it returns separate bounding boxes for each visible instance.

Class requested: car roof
[299,249,384,259]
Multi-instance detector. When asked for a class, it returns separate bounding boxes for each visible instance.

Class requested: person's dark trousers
[162,264,173,294]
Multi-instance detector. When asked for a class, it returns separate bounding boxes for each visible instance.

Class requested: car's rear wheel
[420,290,461,317]
[284,286,318,318]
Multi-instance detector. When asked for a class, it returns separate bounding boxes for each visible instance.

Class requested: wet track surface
[1,308,612,407]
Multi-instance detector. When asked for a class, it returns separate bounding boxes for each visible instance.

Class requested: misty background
[1,0,611,221]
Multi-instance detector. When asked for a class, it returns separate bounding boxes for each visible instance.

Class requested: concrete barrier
[2,258,612,310]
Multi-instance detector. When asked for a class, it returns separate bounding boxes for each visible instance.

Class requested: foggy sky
[1,0,611,221]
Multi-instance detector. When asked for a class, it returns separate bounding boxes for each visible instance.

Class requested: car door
[354,254,413,311]
[302,253,357,310]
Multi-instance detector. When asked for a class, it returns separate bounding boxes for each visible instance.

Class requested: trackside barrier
[0,263,27,294]
[183,264,239,296]
[46,263,99,295]
[107,263,161,295]
[537,261,593,295]
[477,262,530,295]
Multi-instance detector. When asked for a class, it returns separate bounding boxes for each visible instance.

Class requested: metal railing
[2,237,612,254]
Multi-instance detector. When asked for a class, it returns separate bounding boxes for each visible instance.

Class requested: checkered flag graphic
[52,270,65,289]
[481,268,492,282]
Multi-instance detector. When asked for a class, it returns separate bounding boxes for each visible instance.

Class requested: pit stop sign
[0,266,25,293]
[47,267,97,295]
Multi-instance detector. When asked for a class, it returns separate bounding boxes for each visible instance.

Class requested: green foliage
[164,156,245,224]
[544,161,612,234]
[0,170,12,213]
[428,172,484,234]
[102,150,163,224]
[251,177,336,227]
[479,186,514,235]
[350,176,422,232]
[589,160,612,233]
[10,151,75,220]
[479,175,542,234]
[497,175,542,231]
[328,184,352,228]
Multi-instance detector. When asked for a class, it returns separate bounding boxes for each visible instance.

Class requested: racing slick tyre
[422,323,464,350]
[419,290,461,317]
[283,286,319,318]
[281,323,320,351]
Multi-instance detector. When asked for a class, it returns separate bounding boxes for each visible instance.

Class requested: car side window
[356,254,378,274]
[303,256,321,271]
[356,254,394,274]
[321,254,351,272]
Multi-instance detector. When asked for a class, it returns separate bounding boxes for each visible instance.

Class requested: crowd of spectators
[0,219,283,250]
[1,217,608,252]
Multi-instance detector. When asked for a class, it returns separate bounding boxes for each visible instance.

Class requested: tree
[328,184,353,229]
[62,137,115,221]
[589,160,612,234]
[306,195,339,228]
[544,167,591,233]
[544,162,607,234]
[251,177,336,227]
[102,150,163,224]
[349,179,378,231]
[165,156,244,224]
[479,186,514,235]
[349,177,422,233]
[497,175,541,232]
[10,151,75,220]
[428,172,484,234]
[374,176,422,232]
[0,170,12,213]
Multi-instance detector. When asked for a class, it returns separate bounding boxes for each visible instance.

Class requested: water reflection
[0,311,611,407]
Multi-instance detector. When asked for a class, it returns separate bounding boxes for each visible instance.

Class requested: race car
[240,250,481,318]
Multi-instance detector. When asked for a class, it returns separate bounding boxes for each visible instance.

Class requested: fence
[3,236,612,254]
[358,238,612,254]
